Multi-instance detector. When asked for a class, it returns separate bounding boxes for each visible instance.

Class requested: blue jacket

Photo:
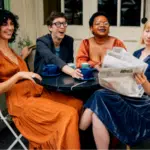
[133,48,150,81]
[34,34,74,74]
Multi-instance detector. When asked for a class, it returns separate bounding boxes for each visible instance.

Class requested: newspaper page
[98,47,148,97]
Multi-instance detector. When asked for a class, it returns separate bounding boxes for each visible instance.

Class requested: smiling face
[48,17,67,40]
[0,19,14,41]
[142,21,150,46]
[90,15,110,38]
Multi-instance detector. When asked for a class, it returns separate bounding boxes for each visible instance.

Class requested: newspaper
[98,47,148,97]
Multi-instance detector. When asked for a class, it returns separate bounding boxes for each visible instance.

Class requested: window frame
[117,0,144,27]
[97,0,145,27]
[61,0,83,26]
[0,0,4,9]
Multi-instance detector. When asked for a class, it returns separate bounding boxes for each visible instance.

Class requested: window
[43,0,83,25]
[98,0,117,26]
[98,0,144,26]
[0,0,4,9]
[43,0,61,24]
[64,0,83,25]
[121,0,141,26]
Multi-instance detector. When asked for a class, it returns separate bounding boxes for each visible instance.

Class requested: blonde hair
[141,20,150,44]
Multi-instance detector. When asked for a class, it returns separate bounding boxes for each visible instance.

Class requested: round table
[41,70,101,93]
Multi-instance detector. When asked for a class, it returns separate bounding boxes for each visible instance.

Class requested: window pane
[64,0,83,25]
[98,0,117,26]
[43,0,61,24]
[121,0,141,26]
[0,0,4,9]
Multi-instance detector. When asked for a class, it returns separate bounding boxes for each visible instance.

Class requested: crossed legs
[79,108,110,150]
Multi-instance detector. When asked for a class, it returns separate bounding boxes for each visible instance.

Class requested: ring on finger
[31,74,35,78]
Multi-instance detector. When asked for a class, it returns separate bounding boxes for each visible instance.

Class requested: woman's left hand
[134,72,147,85]
[20,46,32,60]
[71,69,83,79]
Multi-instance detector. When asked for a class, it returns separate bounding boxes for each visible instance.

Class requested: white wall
[11,0,37,53]
[10,0,149,55]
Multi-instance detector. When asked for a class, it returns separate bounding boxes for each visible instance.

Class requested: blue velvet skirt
[84,89,150,145]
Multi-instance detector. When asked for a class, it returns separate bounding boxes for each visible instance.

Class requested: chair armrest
[26,45,36,71]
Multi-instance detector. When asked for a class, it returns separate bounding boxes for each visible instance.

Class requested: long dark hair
[0,9,19,43]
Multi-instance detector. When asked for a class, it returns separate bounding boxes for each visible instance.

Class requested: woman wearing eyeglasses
[79,20,150,150]
[35,11,83,79]
[34,12,83,148]
[35,11,83,115]
[76,12,126,70]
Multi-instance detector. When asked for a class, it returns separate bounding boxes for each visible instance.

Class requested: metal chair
[0,46,36,149]
[0,109,28,150]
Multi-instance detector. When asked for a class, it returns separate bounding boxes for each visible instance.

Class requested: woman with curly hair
[0,9,82,149]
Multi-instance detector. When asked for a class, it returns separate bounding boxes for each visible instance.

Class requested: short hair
[0,9,19,43]
[141,20,150,44]
[46,11,67,26]
[89,11,109,27]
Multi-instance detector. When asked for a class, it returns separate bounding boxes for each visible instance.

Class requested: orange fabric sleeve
[76,38,127,68]
[76,39,97,68]
[113,39,127,51]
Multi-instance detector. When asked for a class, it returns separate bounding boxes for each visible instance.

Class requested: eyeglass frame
[52,22,68,28]
[94,21,110,27]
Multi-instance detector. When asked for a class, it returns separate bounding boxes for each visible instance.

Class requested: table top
[41,70,101,93]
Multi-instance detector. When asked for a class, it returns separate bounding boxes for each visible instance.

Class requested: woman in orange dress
[0,9,82,149]
[76,12,126,70]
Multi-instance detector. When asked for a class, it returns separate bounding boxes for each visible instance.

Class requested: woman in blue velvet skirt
[79,20,150,149]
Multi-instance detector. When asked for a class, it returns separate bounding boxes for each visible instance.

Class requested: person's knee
[79,122,87,131]
[79,108,93,131]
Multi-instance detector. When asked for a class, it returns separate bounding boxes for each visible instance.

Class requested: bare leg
[79,108,93,130]
[92,113,110,150]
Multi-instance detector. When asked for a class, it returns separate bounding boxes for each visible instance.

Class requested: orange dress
[76,36,126,68]
[0,50,83,149]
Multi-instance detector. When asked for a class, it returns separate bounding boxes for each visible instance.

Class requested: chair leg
[0,110,28,150]
[126,145,130,150]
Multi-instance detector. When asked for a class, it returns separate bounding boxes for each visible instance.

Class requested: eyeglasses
[52,22,68,28]
[94,21,109,27]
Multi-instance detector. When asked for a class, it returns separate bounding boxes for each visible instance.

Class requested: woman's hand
[134,72,147,85]
[62,65,83,79]
[17,72,42,83]
[20,46,32,60]
[94,63,101,72]
[71,69,83,79]
[134,73,150,95]
[0,72,42,94]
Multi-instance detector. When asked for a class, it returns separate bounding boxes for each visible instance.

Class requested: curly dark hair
[89,11,109,27]
[0,9,19,43]
[46,11,67,26]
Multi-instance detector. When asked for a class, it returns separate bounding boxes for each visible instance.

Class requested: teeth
[99,29,106,32]
[4,32,12,34]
